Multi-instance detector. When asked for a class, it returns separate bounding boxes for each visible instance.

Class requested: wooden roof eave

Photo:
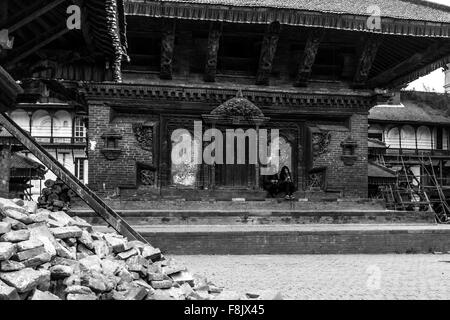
[124,1,450,38]
[0,65,23,112]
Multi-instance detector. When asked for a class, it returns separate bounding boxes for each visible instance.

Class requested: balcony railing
[33,136,87,145]
[383,148,450,156]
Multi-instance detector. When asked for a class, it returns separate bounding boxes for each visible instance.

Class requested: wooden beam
[160,19,175,80]
[256,22,280,86]
[5,24,69,68]
[3,0,67,33]
[73,0,95,53]
[368,40,450,88]
[204,22,222,82]
[294,29,324,87]
[353,35,382,86]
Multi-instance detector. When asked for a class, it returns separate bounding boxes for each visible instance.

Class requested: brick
[104,234,127,253]
[23,252,52,268]
[16,239,44,252]
[0,229,30,242]
[29,289,61,300]
[66,293,97,300]
[150,280,173,289]
[64,285,94,295]
[0,260,25,272]
[0,242,16,261]
[2,217,26,230]
[0,280,20,300]
[15,246,46,261]
[48,211,74,227]
[50,226,83,239]
[0,268,50,293]
[0,222,11,234]
[79,230,94,250]
[93,240,111,259]
[117,248,138,260]
[3,209,33,224]
[50,265,74,279]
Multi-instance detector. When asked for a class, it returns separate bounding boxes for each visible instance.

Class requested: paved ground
[171,254,450,299]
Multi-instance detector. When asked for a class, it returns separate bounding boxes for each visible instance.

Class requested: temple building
[1,0,450,201]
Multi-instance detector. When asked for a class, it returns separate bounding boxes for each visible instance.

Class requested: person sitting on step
[279,166,296,200]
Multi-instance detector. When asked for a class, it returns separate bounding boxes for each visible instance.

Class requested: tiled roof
[369,94,450,125]
[126,0,450,23]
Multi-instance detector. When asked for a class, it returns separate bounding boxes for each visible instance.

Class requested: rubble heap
[37,179,77,212]
[0,197,271,300]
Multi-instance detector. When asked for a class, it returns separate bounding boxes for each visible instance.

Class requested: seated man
[278,166,296,200]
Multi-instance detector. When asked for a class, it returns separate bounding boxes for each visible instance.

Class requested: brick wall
[88,104,155,191]
[313,113,368,198]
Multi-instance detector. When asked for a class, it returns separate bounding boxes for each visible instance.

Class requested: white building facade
[9,105,88,200]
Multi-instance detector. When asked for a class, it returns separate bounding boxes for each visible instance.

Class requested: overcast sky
[405,0,449,92]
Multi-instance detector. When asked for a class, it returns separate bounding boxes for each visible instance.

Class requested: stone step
[94,223,450,255]
[69,209,435,225]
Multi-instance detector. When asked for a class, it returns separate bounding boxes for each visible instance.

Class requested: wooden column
[160,20,176,80]
[254,125,260,189]
[294,29,324,87]
[353,35,382,86]
[50,111,54,143]
[204,22,222,82]
[0,146,11,198]
[211,123,216,190]
[256,22,280,85]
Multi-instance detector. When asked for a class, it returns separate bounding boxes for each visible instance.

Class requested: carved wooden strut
[295,29,324,87]
[256,22,280,86]
[354,35,382,86]
[160,20,175,80]
[204,22,222,82]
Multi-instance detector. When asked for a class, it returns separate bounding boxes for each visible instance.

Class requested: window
[74,117,86,143]
[75,158,86,182]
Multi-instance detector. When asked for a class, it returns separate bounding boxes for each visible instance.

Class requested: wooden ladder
[0,112,148,242]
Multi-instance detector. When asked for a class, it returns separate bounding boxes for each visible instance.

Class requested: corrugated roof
[368,162,397,178]
[368,139,387,149]
[126,0,450,23]
[11,154,45,171]
[369,99,450,125]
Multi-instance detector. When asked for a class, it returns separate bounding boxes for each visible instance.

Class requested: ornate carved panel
[140,169,156,186]
[160,20,175,80]
[137,162,156,186]
[295,29,324,87]
[312,131,331,159]
[132,123,154,152]
[256,22,280,85]
[204,22,222,82]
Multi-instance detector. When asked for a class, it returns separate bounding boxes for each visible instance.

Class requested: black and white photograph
[0,0,450,306]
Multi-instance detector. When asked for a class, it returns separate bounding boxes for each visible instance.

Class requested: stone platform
[93,224,450,255]
[68,199,443,255]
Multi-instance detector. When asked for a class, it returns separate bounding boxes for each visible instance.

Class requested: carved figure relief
[312,131,331,159]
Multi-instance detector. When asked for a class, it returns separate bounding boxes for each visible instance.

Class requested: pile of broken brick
[0,197,279,300]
